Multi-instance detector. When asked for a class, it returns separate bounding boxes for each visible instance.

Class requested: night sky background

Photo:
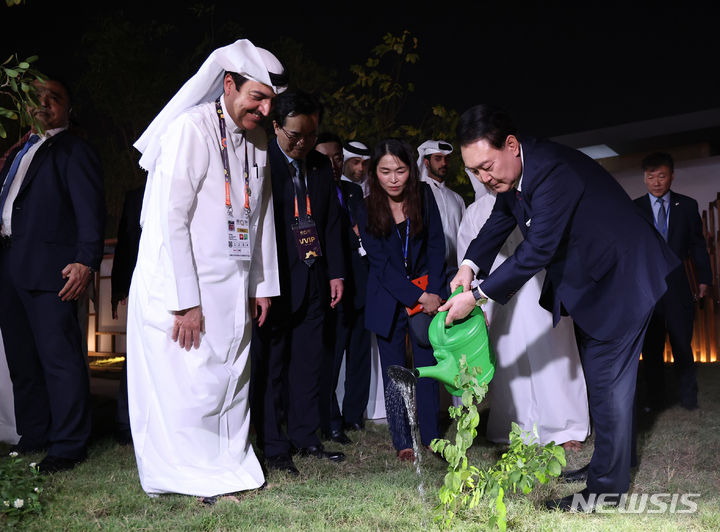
[4,1,720,137]
[4,1,720,233]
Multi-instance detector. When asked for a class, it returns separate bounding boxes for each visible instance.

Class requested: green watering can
[388,287,496,396]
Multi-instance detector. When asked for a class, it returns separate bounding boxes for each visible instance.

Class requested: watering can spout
[416,354,456,388]
[413,287,496,396]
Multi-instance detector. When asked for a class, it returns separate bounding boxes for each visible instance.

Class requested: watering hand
[450,265,474,293]
[438,291,476,326]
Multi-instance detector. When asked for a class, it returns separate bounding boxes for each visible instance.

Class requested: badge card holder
[216,99,251,261]
[290,166,322,267]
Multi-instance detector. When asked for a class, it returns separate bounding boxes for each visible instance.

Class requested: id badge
[227,210,252,261]
[291,218,322,266]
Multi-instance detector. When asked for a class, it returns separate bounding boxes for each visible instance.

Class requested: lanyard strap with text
[395,218,410,275]
[215,99,250,216]
[292,163,312,219]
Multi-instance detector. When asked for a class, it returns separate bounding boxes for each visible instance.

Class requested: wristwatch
[471,286,487,306]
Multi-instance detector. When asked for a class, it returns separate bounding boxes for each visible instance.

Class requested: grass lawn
[3,363,720,531]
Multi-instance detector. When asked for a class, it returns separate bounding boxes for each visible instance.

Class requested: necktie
[655,197,667,240]
[290,160,308,220]
[0,134,40,216]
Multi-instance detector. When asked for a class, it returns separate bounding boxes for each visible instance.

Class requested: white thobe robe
[422,176,466,269]
[0,330,20,444]
[457,195,590,445]
[127,97,279,496]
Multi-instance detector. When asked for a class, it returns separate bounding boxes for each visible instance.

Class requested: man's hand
[111,294,128,320]
[450,264,474,293]
[438,290,476,326]
[171,305,204,351]
[418,292,443,315]
[698,283,709,299]
[250,297,271,327]
[58,262,92,301]
[330,278,344,308]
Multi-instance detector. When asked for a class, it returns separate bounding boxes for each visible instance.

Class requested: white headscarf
[416,139,453,181]
[134,39,287,171]
[342,141,371,163]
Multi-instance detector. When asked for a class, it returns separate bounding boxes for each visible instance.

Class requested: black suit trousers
[575,308,651,495]
[0,251,90,459]
[251,271,328,458]
[641,294,697,408]
[320,302,372,432]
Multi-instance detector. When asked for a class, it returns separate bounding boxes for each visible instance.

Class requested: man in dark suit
[251,91,345,475]
[634,152,712,411]
[440,105,677,510]
[110,183,145,445]
[315,133,371,444]
[0,78,105,473]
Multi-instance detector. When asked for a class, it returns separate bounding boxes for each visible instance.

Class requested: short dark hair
[641,152,674,173]
[225,71,249,91]
[457,104,517,149]
[316,132,342,148]
[271,90,323,127]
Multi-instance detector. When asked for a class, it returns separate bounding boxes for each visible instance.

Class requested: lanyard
[291,161,312,219]
[395,218,410,274]
[215,99,250,216]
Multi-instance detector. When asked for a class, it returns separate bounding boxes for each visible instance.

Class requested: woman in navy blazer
[356,138,447,460]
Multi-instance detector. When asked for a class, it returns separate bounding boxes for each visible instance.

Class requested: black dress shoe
[297,445,345,462]
[9,440,47,455]
[545,488,620,512]
[266,454,299,476]
[344,421,364,432]
[37,454,85,474]
[324,429,352,445]
[559,463,589,483]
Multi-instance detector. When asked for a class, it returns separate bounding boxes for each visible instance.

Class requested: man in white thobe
[417,140,466,276]
[128,39,287,499]
[342,140,371,197]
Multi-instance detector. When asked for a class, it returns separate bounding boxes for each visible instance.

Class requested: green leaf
[4,68,19,78]
[0,121,6,139]
[0,107,19,119]
[548,459,562,477]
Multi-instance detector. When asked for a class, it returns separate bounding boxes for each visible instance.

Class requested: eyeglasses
[280,126,317,144]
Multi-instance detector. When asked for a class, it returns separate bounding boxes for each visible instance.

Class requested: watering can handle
[430,286,465,335]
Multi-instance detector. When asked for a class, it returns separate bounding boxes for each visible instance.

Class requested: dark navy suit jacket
[358,183,447,339]
[268,139,344,313]
[1,130,105,291]
[464,137,678,341]
[633,191,712,307]
[339,179,368,310]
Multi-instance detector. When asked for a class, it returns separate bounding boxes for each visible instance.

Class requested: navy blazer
[338,179,369,310]
[1,130,105,291]
[634,191,712,307]
[111,184,145,299]
[358,183,447,338]
[464,137,678,341]
[268,139,344,313]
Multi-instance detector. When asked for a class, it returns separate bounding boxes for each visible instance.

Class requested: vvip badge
[292,218,322,266]
[227,211,251,260]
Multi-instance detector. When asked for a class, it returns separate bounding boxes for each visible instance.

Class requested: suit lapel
[17,132,64,196]
[667,191,680,245]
